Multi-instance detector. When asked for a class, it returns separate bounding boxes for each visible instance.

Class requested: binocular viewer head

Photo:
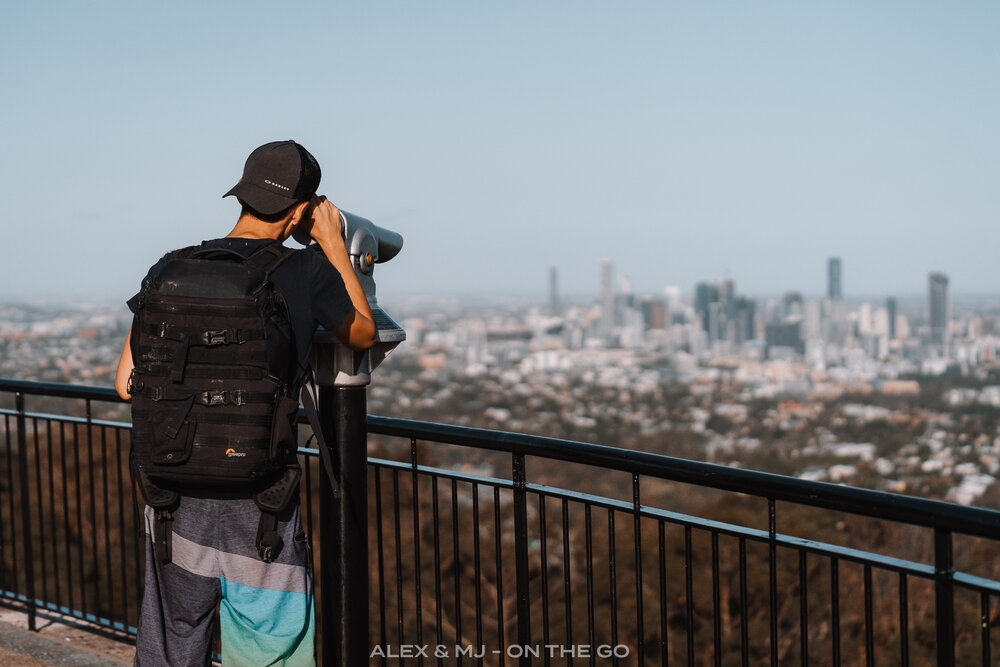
[293,209,403,306]
[339,210,402,308]
[307,209,405,386]
[342,211,403,276]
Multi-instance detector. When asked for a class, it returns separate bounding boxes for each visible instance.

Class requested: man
[115,140,375,666]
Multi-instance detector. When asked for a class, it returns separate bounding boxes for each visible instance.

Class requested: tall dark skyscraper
[827,257,842,301]
[695,282,720,336]
[549,266,559,316]
[886,297,897,339]
[929,272,950,346]
[599,260,614,340]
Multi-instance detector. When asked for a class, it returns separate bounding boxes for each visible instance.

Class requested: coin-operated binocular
[308,209,406,386]
[303,209,404,666]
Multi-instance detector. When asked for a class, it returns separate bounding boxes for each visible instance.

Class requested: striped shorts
[134,495,315,666]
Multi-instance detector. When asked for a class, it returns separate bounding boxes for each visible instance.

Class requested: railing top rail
[0,378,122,402]
[367,415,1000,540]
[4,377,1000,540]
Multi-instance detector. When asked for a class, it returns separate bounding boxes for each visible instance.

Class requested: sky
[1,1,998,304]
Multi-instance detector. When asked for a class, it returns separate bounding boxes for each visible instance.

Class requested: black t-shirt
[127,237,353,372]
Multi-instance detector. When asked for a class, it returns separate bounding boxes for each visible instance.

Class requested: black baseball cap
[223,140,321,215]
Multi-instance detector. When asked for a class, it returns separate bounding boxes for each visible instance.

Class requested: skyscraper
[886,297,897,339]
[929,272,950,347]
[549,266,559,316]
[827,257,842,301]
[695,282,720,337]
[599,260,614,341]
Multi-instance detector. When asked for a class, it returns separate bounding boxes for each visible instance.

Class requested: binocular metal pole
[316,362,370,666]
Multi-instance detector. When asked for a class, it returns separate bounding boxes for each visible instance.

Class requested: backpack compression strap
[299,376,340,498]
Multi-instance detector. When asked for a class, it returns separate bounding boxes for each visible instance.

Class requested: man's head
[224,141,321,219]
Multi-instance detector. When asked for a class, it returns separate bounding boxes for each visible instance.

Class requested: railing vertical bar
[512,452,531,666]
[739,537,749,667]
[15,393,36,631]
[585,504,596,667]
[799,550,808,667]
[431,477,443,667]
[608,508,619,666]
[633,475,644,666]
[3,413,14,594]
[410,438,424,665]
[451,479,463,667]
[46,418,61,607]
[562,499,573,667]
[128,422,143,620]
[374,467,387,667]
[72,421,87,616]
[831,558,840,666]
[85,399,99,620]
[934,528,954,667]
[658,521,668,667]
[863,564,874,665]
[538,494,551,667]
[1,414,12,593]
[712,531,721,667]
[114,428,129,629]
[392,468,404,666]
[31,416,48,606]
[100,425,115,623]
[472,482,484,667]
[60,420,75,612]
[981,592,990,667]
[768,498,777,667]
[899,572,909,667]
[493,486,506,667]
[684,525,694,667]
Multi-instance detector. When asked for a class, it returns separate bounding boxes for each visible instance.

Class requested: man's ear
[288,200,311,228]
[282,201,310,237]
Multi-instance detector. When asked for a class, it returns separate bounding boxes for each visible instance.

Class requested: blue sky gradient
[2,2,997,301]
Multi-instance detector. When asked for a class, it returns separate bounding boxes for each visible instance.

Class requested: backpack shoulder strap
[171,245,203,260]
[189,247,249,262]
[244,243,299,277]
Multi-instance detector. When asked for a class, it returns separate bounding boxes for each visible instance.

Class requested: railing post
[934,528,955,666]
[14,392,36,632]
[318,384,369,667]
[512,452,531,664]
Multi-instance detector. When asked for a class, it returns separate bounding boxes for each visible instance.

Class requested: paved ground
[0,606,134,666]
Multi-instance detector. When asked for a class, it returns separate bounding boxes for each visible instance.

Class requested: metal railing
[2,377,1000,665]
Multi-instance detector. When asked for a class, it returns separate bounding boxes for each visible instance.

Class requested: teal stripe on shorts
[220,578,315,667]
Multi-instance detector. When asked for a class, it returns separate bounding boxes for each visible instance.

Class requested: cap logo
[264,179,290,192]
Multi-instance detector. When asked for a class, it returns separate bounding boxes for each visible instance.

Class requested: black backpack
[128,242,305,562]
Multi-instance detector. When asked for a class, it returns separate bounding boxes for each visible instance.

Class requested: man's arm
[306,198,377,350]
[115,326,134,401]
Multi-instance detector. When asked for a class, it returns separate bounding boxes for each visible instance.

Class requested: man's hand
[305,196,343,246]
[305,196,377,350]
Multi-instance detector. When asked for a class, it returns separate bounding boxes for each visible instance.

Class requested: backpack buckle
[203,390,226,406]
[204,330,228,346]
[126,369,144,394]
[198,389,246,406]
